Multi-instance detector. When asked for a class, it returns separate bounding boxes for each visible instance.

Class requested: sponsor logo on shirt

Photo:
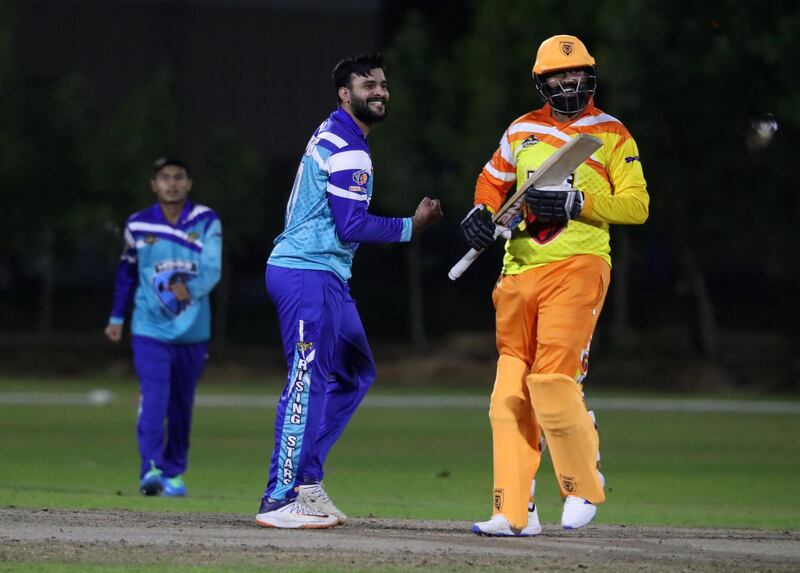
[152,260,198,316]
[155,261,198,273]
[521,135,540,148]
[186,232,200,242]
[624,155,641,163]
[143,234,158,245]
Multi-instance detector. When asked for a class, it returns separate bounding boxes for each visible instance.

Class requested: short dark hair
[152,157,190,177]
[332,53,384,103]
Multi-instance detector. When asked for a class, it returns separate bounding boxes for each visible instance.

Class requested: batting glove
[460,204,496,250]
[525,186,584,221]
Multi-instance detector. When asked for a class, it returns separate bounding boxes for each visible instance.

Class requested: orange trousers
[488,254,610,529]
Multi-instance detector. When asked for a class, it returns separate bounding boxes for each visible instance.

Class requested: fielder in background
[255,53,443,529]
[461,35,649,536]
[105,157,222,498]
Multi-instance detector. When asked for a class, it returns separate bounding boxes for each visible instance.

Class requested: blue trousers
[263,265,376,501]
[132,335,208,478]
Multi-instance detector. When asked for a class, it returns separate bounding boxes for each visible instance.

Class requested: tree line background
[0,0,797,391]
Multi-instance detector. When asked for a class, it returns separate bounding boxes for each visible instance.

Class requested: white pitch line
[0,391,798,414]
[588,397,800,414]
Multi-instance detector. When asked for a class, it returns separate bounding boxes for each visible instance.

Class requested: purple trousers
[263,265,376,501]
[132,335,207,478]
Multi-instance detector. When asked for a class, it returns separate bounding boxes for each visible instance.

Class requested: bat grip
[448,248,481,281]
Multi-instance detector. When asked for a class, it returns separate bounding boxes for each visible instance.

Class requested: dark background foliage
[0,0,796,391]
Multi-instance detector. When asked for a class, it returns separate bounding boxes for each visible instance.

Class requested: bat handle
[448,248,481,281]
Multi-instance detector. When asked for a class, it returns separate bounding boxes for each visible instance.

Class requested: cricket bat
[448,133,603,281]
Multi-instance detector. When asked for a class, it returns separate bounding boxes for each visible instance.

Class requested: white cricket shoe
[472,512,540,537]
[561,496,597,529]
[255,499,338,529]
[296,482,348,524]
[525,479,542,535]
[523,504,542,535]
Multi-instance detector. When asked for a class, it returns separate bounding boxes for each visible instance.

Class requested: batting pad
[528,373,605,504]
[488,355,543,530]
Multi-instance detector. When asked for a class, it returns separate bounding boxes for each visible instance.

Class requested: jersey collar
[331,107,367,139]
[150,199,195,226]
[541,99,597,127]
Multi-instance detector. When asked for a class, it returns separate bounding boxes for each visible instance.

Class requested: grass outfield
[0,378,798,530]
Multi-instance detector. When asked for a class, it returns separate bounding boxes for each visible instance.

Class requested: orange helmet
[532,35,595,77]
[532,35,597,115]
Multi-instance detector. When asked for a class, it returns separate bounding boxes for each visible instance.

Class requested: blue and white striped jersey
[268,108,412,281]
[109,200,222,344]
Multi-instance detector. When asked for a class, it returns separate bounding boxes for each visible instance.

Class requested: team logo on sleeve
[624,155,641,164]
[353,169,370,186]
[349,169,370,192]
[152,261,198,316]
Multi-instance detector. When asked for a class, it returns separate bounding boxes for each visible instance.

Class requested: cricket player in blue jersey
[105,157,222,497]
[255,54,443,529]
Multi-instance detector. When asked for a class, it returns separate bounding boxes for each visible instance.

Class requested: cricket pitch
[1,508,798,572]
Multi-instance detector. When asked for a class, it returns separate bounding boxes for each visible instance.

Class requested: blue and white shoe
[255,497,338,529]
[139,462,164,496]
[296,482,347,524]
[164,475,187,497]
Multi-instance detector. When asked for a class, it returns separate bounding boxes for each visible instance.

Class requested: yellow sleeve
[581,136,649,225]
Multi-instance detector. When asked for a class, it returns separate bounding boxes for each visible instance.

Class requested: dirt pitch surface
[1,508,799,572]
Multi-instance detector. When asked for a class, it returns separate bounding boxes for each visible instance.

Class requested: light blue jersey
[268,108,412,281]
[260,108,413,505]
[109,201,222,344]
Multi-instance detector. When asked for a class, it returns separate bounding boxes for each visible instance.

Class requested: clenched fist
[412,197,444,234]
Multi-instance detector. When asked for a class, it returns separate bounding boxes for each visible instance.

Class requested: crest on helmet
[560,41,575,56]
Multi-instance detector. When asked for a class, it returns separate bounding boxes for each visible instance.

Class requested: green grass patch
[0,380,798,530]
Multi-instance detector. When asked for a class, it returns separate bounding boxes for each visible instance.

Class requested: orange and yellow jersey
[474,101,649,274]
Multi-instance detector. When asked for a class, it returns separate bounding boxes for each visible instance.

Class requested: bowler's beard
[350,94,388,125]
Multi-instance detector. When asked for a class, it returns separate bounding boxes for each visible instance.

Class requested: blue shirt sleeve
[109,224,138,324]
[326,148,409,244]
[186,217,222,300]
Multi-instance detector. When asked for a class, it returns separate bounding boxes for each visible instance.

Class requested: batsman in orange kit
[460,35,649,536]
